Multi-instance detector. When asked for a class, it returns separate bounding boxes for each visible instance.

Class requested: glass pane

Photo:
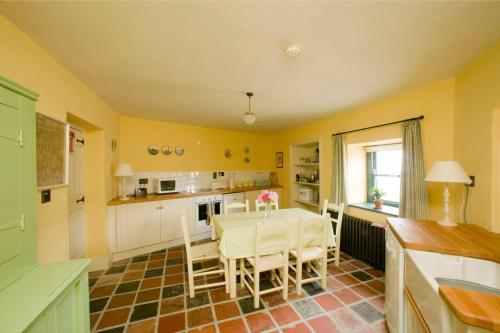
[374,176,400,203]
[375,149,402,175]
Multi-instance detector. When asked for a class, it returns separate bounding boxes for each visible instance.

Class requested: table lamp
[424,161,472,227]
[114,163,134,200]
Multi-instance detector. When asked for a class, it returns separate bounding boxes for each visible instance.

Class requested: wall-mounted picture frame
[276,151,284,168]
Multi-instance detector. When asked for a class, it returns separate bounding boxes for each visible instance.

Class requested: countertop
[387,218,500,332]
[107,184,282,206]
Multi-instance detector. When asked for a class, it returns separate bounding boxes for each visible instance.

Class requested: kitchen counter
[387,218,500,332]
[107,184,282,206]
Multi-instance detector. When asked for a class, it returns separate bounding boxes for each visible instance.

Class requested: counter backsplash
[124,170,271,195]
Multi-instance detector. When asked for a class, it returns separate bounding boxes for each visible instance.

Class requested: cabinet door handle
[157,206,164,210]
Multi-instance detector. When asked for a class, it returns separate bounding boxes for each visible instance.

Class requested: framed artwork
[276,151,284,168]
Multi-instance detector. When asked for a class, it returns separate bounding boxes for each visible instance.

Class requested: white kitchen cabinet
[161,197,196,242]
[115,201,162,252]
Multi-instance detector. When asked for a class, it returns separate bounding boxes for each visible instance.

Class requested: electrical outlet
[41,189,51,203]
[138,178,148,185]
[467,175,475,187]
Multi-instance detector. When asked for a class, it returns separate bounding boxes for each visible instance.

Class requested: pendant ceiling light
[243,92,256,125]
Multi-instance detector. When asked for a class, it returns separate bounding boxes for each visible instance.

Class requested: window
[366,145,402,207]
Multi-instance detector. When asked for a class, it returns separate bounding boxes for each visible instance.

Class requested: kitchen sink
[405,249,500,333]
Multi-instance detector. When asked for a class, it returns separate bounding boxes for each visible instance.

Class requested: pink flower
[257,190,278,203]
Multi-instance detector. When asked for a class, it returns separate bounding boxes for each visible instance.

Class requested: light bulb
[244,112,256,125]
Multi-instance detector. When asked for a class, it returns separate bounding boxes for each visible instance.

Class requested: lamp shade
[114,163,134,177]
[244,112,256,125]
[424,161,471,184]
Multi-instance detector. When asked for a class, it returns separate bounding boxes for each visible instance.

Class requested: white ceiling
[2,1,500,133]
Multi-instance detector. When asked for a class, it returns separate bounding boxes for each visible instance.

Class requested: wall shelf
[290,140,321,213]
[294,163,319,167]
[295,182,319,187]
[294,199,320,207]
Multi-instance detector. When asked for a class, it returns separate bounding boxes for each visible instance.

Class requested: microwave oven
[153,178,178,194]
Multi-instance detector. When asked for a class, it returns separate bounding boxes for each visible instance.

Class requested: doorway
[68,126,86,258]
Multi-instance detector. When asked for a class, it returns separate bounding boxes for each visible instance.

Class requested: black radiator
[337,214,386,271]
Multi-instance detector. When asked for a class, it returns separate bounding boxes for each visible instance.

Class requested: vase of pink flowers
[257,190,279,217]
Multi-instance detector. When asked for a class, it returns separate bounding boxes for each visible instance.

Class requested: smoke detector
[286,45,301,58]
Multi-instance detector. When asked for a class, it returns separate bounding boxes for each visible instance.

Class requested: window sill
[348,202,399,217]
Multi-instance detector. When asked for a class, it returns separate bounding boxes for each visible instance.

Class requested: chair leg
[320,257,327,289]
[335,247,340,267]
[296,260,302,295]
[271,269,276,281]
[187,263,195,298]
[282,265,288,301]
[254,270,260,308]
[240,259,245,289]
[224,259,230,294]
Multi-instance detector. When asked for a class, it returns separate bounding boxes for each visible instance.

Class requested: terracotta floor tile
[218,318,248,333]
[141,277,162,290]
[210,287,231,303]
[336,274,360,286]
[351,284,379,298]
[126,318,155,333]
[168,251,183,258]
[339,262,358,272]
[136,288,161,303]
[108,292,136,309]
[308,315,339,333]
[187,306,214,328]
[89,270,105,278]
[372,320,389,333]
[327,266,343,276]
[164,273,184,285]
[261,290,287,308]
[160,296,185,315]
[90,313,100,330]
[270,305,300,326]
[189,325,216,333]
[97,307,131,329]
[366,280,385,294]
[127,262,147,271]
[326,277,344,291]
[314,293,343,312]
[368,295,385,312]
[96,274,122,286]
[329,308,364,331]
[282,323,311,333]
[351,260,369,269]
[158,312,185,333]
[165,265,184,275]
[333,288,362,305]
[214,301,240,320]
[147,259,165,269]
[150,253,166,260]
[365,268,384,278]
[245,312,275,333]
[122,271,144,282]
[90,285,117,299]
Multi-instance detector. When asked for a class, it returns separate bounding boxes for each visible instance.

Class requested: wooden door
[0,82,37,291]
[68,127,86,258]
[115,202,162,252]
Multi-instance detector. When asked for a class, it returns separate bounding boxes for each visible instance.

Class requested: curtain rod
[331,115,424,137]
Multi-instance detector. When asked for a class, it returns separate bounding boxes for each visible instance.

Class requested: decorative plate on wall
[175,146,185,156]
[225,149,232,159]
[147,144,159,155]
[162,145,172,155]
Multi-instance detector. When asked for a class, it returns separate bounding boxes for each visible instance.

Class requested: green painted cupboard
[0,76,90,333]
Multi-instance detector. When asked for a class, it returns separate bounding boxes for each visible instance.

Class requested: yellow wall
[271,79,456,223]
[0,15,120,266]
[454,43,500,232]
[119,116,271,172]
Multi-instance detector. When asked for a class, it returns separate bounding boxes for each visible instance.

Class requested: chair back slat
[255,222,289,262]
[297,217,329,254]
[224,200,250,214]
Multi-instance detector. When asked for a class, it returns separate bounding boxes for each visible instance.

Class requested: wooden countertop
[387,218,500,332]
[439,286,500,332]
[386,218,500,264]
[107,185,282,206]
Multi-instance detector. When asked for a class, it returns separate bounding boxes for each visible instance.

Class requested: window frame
[366,144,402,208]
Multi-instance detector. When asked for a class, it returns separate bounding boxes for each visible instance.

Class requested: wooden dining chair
[240,222,290,308]
[289,216,329,295]
[224,200,250,214]
[181,211,229,298]
[255,199,279,211]
[321,199,345,266]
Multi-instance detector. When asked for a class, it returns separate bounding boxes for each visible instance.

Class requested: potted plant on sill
[369,187,386,209]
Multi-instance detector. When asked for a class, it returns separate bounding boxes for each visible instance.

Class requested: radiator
[336,213,386,271]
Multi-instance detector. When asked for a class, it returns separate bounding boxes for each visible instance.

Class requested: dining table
[211,207,335,298]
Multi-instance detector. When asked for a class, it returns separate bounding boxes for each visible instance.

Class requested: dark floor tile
[89,297,108,313]
[351,302,384,323]
[89,278,98,287]
[106,265,126,275]
[260,278,275,291]
[163,284,184,298]
[238,297,264,314]
[186,291,210,308]
[184,262,202,272]
[116,281,140,294]
[351,271,374,282]
[130,301,159,322]
[293,299,322,319]
[132,255,149,263]
[152,249,167,254]
[166,258,183,266]
[144,268,164,278]
[302,282,325,296]
[98,327,124,333]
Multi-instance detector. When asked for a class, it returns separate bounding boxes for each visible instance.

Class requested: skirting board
[111,232,212,263]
